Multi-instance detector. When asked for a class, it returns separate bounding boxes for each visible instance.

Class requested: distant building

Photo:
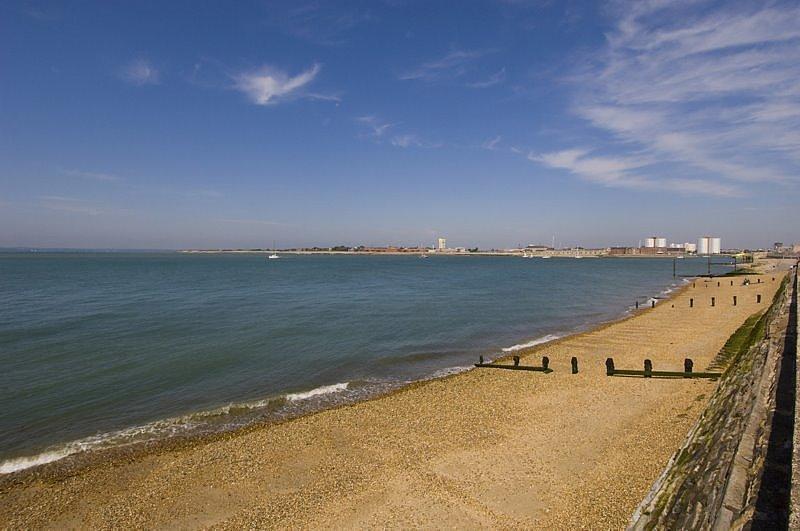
[644,236,667,248]
[774,242,784,251]
[698,236,722,255]
[609,247,637,255]
[684,242,697,253]
[437,237,447,250]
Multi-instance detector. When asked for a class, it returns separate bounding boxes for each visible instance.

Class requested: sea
[0,252,734,473]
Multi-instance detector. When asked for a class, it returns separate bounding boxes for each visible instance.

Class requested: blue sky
[1,0,798,249]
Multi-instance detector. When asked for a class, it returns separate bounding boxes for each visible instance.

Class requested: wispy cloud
[390,134,421,148]
[276,3,373,46]
[355,115,439,148]
[531,148,742,197]
[356,115,395,138]
[390,134,441,149]
[232,63,325,105]
[120,59,160,86]
[466,68,506,88]
[399,48,495,84]
[62,169,122,183]
[530,1,800,196]
[482,135,503,150]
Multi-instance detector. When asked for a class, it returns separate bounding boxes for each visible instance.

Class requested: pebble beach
[0,265,788,529]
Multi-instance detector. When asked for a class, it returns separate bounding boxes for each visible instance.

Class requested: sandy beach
[0,266,789,529]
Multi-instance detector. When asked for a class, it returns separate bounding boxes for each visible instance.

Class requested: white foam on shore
[1,382,354,474]
[430,366,473,379]
[0,449,78,474]
[285,382,349,402]
[502,334,561,352]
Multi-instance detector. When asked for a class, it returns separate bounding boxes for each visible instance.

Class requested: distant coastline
[178,248,728,259]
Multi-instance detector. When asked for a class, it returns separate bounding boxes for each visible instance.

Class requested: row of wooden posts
[477,275,778,376]
[635,294,762,309]
[633,276,776,309]
[475,356,720,379]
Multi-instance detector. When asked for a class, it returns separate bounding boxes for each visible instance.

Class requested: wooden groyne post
[476,356,553,373]
[605,358,721,379]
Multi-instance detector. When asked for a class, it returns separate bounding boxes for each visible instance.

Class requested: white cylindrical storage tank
[710,237,721,254]
[697,237,709,255]
[644,237,656,248]
[655,237,667,248]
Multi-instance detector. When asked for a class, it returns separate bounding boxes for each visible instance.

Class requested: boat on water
[267,240,280,260]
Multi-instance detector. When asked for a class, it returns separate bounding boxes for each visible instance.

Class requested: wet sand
[0,267,788,529]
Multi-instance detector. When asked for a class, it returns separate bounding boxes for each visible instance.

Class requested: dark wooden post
[542,356,549,370]
[635,300,639,309]
[571,357,578,374]
[757,278,761,283]
[513,355,520,366]
[717,281,720,287]
[651,299,655,308]
[684,358,693,378]
[731,280,733,286]
[757,294,762,303]
[606,358,615,376]
[693,282,696,288]
[479,355,484,365]
[733,295,737,306]
[690,298,694,307]
[711,297,715,307]
[644,359,653,378]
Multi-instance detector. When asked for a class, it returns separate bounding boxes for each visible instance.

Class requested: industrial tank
[697,236,709,255]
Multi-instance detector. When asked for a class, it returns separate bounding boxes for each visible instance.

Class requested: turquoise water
[0,253,731,472]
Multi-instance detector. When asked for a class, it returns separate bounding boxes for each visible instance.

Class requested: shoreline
[1,265,787,528]
[0,274,691,485]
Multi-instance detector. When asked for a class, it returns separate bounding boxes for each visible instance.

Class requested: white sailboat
[267,241,280,260]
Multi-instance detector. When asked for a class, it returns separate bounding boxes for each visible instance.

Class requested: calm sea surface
[0,253,733,471]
